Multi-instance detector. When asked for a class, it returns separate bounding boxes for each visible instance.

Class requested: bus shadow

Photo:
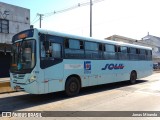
[0,92,66,112]
[0,79,147,112]
[79,79,147,95]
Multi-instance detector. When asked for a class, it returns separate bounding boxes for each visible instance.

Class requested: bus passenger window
[65,39,84,59]
[104,44,116,60]
[64,39,69,48]
[41,42,61,58]
[51,43,61,58]
[41,41,52,58]
[120,46,128,60]
[129,48,137,60]
[80,41,84,49]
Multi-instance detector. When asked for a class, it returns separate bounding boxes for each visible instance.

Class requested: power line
[43,5,81,18]
[93,0,104,4]
[31,14,38,24]
[34,0,105,35]
[43,0,104,18]
[31,18,40,25]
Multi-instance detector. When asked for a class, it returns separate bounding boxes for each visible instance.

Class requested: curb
[0,81,15,94]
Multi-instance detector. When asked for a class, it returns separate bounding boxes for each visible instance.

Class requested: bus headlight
[28,75,36,83]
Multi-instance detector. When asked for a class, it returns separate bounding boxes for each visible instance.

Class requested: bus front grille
[13,74,25,79]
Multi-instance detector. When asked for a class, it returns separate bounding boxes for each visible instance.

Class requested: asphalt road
[0,72,160,120]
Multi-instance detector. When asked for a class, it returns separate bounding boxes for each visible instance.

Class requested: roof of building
[106,35,138,42]
[142,34,160,41]
[0,2,29,10]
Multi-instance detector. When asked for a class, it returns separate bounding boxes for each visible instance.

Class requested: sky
[0,0,160,40]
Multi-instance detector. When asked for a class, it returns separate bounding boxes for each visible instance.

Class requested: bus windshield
[10,39,36,73]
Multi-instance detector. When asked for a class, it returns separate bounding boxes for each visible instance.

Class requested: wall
[0,2,30,44]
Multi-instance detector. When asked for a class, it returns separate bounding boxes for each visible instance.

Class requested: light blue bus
[10,28,153,96]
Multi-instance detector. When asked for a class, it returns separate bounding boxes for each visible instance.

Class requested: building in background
[0,2,30,77]
[106,34,160,63]
[141,33,160,63]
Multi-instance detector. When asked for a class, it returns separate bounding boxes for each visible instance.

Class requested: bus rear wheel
[65,77,80,97]
[130,71,137,84]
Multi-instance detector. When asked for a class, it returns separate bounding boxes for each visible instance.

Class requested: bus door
[41,41,63,93]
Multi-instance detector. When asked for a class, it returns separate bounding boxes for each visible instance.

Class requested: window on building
[0,19,9,33]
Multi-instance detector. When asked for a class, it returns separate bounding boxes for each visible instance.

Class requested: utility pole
[37,13,44,28]
[90,0,92,37]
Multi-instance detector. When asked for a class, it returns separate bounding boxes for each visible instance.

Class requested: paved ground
[0,77,13,94]
[0,73,160,120]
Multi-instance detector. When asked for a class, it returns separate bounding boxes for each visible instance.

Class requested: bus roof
[35,28,152,50]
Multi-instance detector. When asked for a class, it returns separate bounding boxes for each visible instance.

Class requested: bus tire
[65,76,80,97]
[130,71,137,84]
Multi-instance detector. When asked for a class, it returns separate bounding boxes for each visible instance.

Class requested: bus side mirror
[43,41,49,51]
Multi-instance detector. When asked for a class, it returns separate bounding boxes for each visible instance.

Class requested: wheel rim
[65,77,80,96]
[130,72,136,83]
[69,82,78,93]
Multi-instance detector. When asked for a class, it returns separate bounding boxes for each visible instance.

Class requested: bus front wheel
[65,76,80,97]
[130,71,137,84]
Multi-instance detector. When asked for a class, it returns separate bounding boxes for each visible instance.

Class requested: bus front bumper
[10,81,39,94]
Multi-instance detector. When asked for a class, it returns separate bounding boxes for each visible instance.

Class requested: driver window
[41,42,46,58]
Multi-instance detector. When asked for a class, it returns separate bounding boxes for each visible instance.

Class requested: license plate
[14,86,21,91]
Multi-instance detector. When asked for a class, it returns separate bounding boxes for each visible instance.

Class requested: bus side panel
[63,60,117,88]
[37,69,46,94]
[136,61,153,79]
[63,60,88,87]
[98,60,117,84]
[63,60,119,88]
[115,61,153,82]
[115,61,134,82]
[63,60,152,90]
